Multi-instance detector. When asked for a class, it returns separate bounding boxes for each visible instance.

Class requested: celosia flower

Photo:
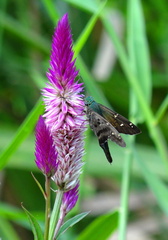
[61,183,79,215]
[35,116,58,177]
[42,14,86,191]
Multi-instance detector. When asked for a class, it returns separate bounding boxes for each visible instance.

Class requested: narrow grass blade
[0,99,44,169]
[135,151,168,216]
[127,0,152,121]
[74,1,106,57]
[118,137,135,240]
[155,94,168,124]
[41,0,60,23]
[64,0,98,12]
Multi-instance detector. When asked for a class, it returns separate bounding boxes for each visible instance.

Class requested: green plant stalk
[44,176,51,240]
[41,0,60,23]
[101,15,168,171]
[155,94,168,125]
[118,138,134,240]
[127,0,152,121]
[53,207,66,239]
[49,189,64,240]
[134,150,168,216]
[74,0,106,58]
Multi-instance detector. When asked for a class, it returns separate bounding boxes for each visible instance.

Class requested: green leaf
[118,138,134,240]
[31,172,46,199]
[127,0,152,121]
[0,217,20,240]
[57,212,89,239]
[0,99,44,169]
[74,1,106,58]
[64,0,99,13]
[22,205,43,240]
[155,94,168,124]
[41,0,60,23]
[77,210,118,240]
[0,202,44,230]
[135,152,168,216]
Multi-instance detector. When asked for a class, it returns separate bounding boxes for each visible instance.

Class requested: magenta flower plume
[42,13,86,191]
[35,116,58,177]
[62,183,79,215]
[43,13,84,132]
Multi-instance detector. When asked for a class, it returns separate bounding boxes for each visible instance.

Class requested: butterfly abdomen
[99,141,113,163]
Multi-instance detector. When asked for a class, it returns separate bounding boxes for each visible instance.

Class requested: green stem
[155,94,168,125]
[74,1,106,58]
[118,139,133,240]
[53,208,66,239]
[41,0,59,23]
[49,189,64,240]
[44,176,51,240]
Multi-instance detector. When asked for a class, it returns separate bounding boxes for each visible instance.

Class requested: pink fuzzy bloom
[42,13,86,191]
[35,116,58,177]
[62,183,79,215]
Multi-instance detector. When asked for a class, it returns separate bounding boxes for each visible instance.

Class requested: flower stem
[54,208,66,239]
[49,189,64,240]
[44,176,51,240]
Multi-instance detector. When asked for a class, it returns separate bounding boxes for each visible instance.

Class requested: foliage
[0,0,168,239]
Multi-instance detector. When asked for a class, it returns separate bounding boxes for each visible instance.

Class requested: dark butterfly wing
[98,103,141,135]
[88,110,126,147]
[87,109,126,163]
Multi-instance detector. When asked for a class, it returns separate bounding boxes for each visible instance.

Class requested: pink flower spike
[62,183,79,215]
[42,13,86,192]
[35,116,58,177]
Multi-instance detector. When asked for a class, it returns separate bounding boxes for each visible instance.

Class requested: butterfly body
[85,96,141,163]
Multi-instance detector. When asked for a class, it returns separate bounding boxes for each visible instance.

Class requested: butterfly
[85,96,141,163]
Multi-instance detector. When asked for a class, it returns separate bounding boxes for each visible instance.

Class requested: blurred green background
[0,0,168,240]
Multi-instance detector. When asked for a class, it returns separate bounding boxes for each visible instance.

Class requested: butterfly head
[84,96,94,106]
